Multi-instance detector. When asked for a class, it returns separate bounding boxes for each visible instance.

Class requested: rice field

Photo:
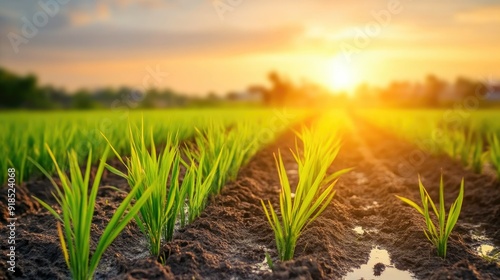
[1,108,500,279]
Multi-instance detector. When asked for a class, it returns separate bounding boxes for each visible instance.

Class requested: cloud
[67,3,110,26]
[107,0,171,9]
[455,5,500,23]
[96,3,110,19]
[1,25,303,63]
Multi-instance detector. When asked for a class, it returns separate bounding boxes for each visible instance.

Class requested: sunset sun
[327,56,357,92]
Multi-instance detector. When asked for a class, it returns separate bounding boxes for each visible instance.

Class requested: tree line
[0,67,494,110]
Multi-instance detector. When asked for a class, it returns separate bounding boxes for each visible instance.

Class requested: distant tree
[0,69,37,108]
[454,77,487,99]
[247,85,269,104]
[45,86,72,109]
[207,92,218,101]
[73,89,98,109]
[165,89,188,107]
[423,74,447,107]
[141,88,161,108]
[268,71,291,105]
[226,91,239,101]
[94,88,119,107]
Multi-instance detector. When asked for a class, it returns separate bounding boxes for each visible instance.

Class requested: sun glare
[327,56,357,92]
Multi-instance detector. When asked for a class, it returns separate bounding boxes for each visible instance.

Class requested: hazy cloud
[455,5,500,23]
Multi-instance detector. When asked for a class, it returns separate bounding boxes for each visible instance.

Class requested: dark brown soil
[1,113,500,279]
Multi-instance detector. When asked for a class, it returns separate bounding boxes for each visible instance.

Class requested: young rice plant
[182,151,221,223]
[261,122,351,261]
[30,145,153,280]
[104,124,183,256]
[396,174,465,258]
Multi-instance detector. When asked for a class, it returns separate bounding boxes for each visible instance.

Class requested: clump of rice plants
[181,120,266,223]
[104,124,183,256]
[30,145,152,280]
[396,174,465,258]
[261,122,351,261]
[182,151,221,223]
[193,121,258,196]
[445,128,484,173]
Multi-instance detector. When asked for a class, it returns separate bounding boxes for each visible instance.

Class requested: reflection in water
[344,246,417,280]
[468,224,500,262]
[353,226,365,235]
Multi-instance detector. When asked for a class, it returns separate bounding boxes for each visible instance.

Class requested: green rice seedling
[456,129,484,173]
[265,252,274,269]
[396,174,464,258]
[469,136,484,173]
[30,145,153,280]
[182,152,222,223]
[440,129,462,161]
[163,154,187,239]
[192,122,227,195]
[261,123,351,261]
[488,133,500,179]
[104,124,183,256]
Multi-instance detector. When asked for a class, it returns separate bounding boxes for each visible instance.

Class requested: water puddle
[352,226,379,235]
[250,257,272,274]
[353,226,365,235]
[250,246,273,274]
[469,226,500,262]
[174,203,190,231]
[362,201,379,211]
[344,246,417,280]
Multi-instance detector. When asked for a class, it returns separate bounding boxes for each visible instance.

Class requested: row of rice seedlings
[101,114,294,256]
[359,110,496,176]
[7,109,300,277]
[261,120,351,261]
[30,145,153,280]
[396,174,465,259]
[0,109,255,185]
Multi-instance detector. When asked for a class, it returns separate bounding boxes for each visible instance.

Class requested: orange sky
[1,0,499,95]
